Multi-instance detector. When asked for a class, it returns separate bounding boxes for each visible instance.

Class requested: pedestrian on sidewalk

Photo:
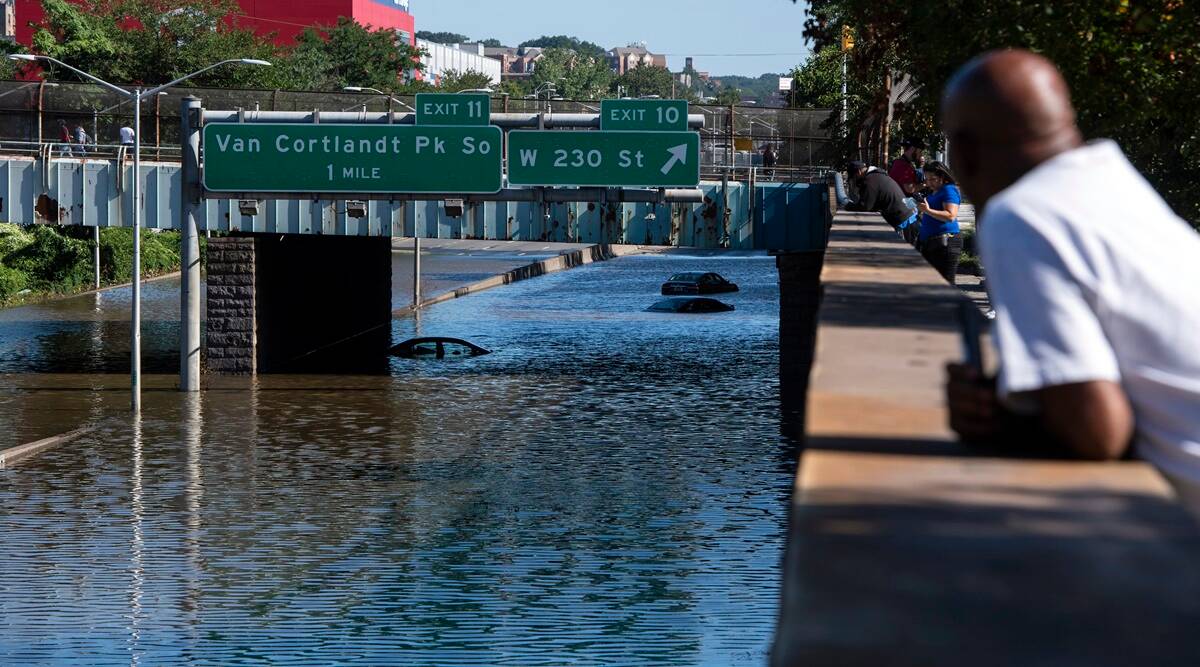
[762,145,778,179]
[888,138,925,195]
[942,50,1200,516]
[72,123,90,157]
[915,161,962,283]
[57,119,73,157]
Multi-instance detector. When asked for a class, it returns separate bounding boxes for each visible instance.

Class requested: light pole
[342,86,415,113]
[9,55,270,412]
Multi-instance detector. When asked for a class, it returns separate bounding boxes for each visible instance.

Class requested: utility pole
[841,25,854,136]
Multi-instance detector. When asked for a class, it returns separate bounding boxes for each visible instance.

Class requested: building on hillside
[418,40,502,86]
[10,0,416,47]
[608,43,667,75]
[484,46,544,80]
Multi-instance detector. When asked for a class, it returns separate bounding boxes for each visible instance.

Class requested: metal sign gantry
[177,96,706,391]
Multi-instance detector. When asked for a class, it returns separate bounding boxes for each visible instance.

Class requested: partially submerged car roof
[646,297,735,313]
[390,337,491,357]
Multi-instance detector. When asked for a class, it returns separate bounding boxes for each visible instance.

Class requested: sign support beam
[180,96,202,392]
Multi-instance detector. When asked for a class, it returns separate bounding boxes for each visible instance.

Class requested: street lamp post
[342,86,415,113]
[9,55,270,412]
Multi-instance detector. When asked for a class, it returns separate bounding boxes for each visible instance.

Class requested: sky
[409,0,812,77]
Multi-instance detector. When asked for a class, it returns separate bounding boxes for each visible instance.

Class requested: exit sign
[202,123,502,194]
[601,99,689,132]
[415,93,490,125]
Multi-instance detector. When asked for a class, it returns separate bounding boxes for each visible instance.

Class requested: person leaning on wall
[942,49,1200,517]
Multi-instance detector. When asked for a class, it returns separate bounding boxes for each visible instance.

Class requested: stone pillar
[205,237,257,375]
[777,251,825,442]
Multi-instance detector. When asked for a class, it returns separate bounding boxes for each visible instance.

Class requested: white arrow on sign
[661,144,689,175]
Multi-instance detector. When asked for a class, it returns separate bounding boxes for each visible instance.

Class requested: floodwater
[0,250,791,666]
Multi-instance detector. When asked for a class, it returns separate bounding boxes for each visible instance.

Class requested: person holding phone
[915,161,962,283]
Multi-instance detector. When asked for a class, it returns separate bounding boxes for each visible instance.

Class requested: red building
[234,0,415,45]
[11,0,416,47]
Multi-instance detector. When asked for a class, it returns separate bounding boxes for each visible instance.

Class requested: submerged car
[646,297,735,314]
[660,272,739,295]
[390,337,491,359]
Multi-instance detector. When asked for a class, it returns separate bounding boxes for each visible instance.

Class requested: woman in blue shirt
[916,161,963,284]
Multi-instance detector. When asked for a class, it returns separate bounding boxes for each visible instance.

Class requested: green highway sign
[415,93,490,125]
[600,99,689,132]
[202,123,503,194]
[507,130,700,188]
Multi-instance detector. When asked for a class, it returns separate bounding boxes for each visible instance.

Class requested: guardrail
[0,140,183,161]
[701,165,834,184]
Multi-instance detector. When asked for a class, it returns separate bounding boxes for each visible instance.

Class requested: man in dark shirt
[843,161,919,243]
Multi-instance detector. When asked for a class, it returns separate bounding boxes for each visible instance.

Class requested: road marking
[0,426,94,469]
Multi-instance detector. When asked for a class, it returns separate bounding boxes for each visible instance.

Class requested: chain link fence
[0,79,835,177]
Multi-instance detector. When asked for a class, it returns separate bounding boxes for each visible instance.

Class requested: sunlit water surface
[0,253,791,666]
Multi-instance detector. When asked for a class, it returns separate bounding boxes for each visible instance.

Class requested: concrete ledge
[394,243,643,315]
[772,212,1200,667]
[0,426,92,468]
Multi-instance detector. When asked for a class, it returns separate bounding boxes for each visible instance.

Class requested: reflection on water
[0,253,789,666]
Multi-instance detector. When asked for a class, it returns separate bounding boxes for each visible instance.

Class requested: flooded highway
[0,250,791,666]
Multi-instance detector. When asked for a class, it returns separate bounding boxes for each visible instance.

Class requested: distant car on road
[660,272,739,295]
[646,297,735,314]
[390,337,491,359]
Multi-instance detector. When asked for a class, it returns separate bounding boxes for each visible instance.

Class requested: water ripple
[0,253,788,666]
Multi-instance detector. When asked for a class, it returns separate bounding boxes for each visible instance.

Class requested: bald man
[942,50,1200,512]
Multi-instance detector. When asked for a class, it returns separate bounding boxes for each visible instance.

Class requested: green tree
[415,31,469,44]
[519,35,607,59]
[478,38,504,48]
[716,88,743,105]
[436,69,494,92]
[799,0,1200,223]
[30,0,277,87]
[786,48,841,108]
[273,17,425,91]
[708,73,785,105]
[612,64,674,98]
[530,48,612,100]
[494,79,529,98]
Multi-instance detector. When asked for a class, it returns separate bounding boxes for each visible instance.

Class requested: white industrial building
[418,40,502,86]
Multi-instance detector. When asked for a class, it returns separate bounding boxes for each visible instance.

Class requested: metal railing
[702,164,834,183]
[0,139,183,161]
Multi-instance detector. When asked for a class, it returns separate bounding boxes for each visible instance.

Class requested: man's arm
[1037,381,1134,460]
[947,368,1134,460]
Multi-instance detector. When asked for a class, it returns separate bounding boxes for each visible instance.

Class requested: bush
[0,223,34,257]
[5,225,92,292]
[0,225,185,304]
[100,228,182,283]
[0,262,27,301]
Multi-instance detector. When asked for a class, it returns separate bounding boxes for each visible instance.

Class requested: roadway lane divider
[0,426,94,468]
[393,243,647,316]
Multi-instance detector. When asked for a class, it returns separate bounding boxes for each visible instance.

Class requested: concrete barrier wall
[0,156,831,251]
[771,211,1200,667]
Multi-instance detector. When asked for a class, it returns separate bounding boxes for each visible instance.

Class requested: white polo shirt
[979,140,1200,506]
